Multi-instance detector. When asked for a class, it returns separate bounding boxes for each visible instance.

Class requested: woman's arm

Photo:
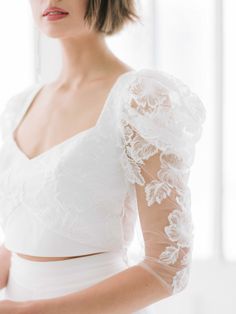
[31,264,170,314]
[0,243,11,289]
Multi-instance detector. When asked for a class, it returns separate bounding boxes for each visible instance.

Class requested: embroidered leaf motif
[172,266,190,294]
[145,179,172,206]
[159,245,180,265]
[165,209,194,248]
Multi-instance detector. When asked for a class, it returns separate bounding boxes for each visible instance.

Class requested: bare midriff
[15,251,106,262]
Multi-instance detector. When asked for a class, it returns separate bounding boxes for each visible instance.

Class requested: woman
[0,0,206,313]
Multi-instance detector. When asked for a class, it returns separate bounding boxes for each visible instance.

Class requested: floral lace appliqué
[119,69,206,295]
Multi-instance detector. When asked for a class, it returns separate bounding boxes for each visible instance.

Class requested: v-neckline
[9,69,136,162]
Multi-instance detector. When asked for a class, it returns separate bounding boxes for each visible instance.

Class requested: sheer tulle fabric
[118,69,206,295]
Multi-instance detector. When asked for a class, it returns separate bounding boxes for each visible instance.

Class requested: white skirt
[0,250,154,314]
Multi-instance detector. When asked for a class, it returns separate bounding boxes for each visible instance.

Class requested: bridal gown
[0,68,206,313]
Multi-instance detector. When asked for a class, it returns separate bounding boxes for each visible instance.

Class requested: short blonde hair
[84,0,140,36]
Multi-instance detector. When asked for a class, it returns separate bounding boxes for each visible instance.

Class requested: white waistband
[10,249,128,276]
[6,249,129,298]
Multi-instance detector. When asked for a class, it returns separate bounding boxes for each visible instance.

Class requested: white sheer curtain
[223,0,236,262]
[0,0,34,104]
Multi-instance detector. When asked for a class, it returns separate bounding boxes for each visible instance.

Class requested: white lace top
[0,68,206,295]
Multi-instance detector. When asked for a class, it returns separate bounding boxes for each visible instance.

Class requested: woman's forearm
[32,264,171,314]
[0,243,11,289]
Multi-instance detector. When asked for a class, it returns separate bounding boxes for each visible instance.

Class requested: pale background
[0,0,235,312]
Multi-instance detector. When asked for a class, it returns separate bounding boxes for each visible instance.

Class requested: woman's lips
[43,12,69,21]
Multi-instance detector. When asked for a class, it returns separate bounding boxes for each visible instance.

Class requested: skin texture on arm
[0,243,11,290]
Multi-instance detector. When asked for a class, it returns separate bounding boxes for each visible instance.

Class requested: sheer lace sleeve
[119,69,206,296]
